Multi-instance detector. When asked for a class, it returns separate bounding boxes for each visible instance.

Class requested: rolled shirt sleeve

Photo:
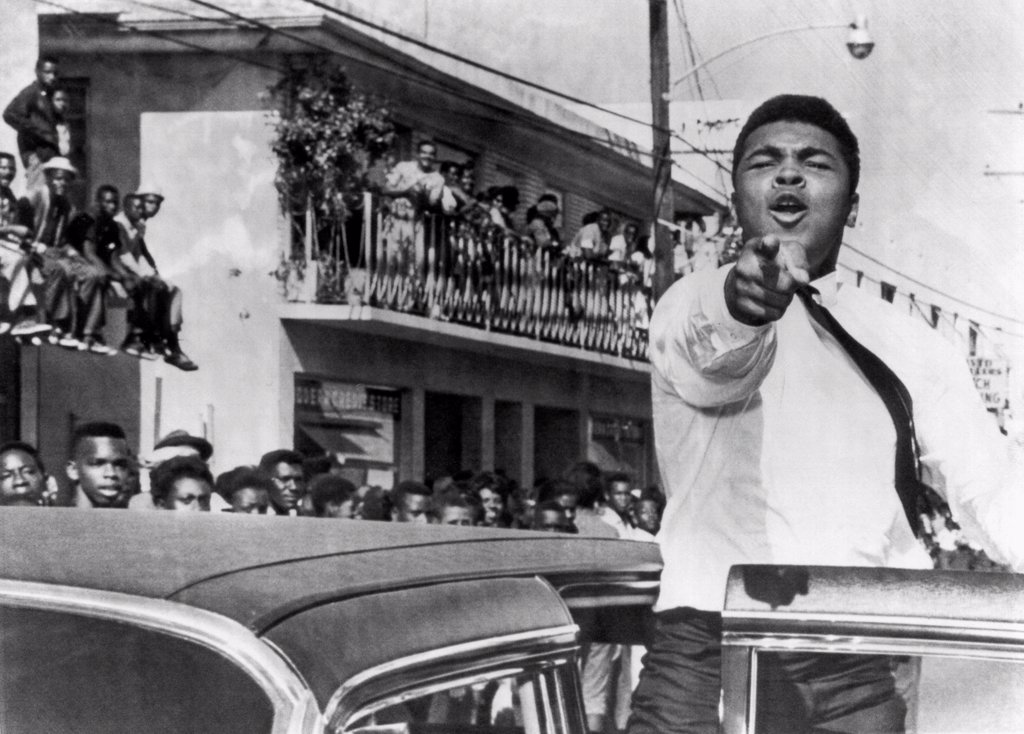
[648,265,777,408]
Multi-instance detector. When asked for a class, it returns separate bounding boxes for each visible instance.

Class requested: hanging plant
[266,56,395,245]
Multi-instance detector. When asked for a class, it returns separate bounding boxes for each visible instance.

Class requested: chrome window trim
[554,580,660,608]
[0,579,323,734]
[723,631,1024,663]
[327,624,579,731]
[723,610,1024,649]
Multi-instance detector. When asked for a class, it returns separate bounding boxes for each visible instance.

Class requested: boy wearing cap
[25,157,109,349]
[116,184,197,371]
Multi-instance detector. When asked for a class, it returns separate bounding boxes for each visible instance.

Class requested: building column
[18,347,39,447]
[401,386,425,482]
[0,0,37,183]
[577,373,591,464]
[480,394,495,472]
[520,401,534,490]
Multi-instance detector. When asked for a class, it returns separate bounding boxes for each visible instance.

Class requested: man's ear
[66,459,78,483]
[846,193,860,229]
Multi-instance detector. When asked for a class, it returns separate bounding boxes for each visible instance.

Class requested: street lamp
[664,15,873,100]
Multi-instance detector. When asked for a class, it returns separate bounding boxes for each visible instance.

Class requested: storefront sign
[294,377,400,469]
[295,379,401,418]
[967,357,1007,410]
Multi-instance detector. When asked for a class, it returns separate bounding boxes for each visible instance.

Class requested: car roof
[0,509,661,630]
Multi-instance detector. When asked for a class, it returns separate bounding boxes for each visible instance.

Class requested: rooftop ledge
[279,302,651,379]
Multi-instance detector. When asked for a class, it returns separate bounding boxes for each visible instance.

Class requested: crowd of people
[374,139,658,289]
[1,55,196,370]
[0,423,663,536]
[0,423,665,732]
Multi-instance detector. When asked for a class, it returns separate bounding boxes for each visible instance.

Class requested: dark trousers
[627,608,905,734]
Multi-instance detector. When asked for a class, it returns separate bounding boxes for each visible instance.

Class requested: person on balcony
[525,193,561,251]
[438,161,475,219]
[608,220,640,269]
[381,140,445,288]
[568,209,612,261]
[486,185,519,233]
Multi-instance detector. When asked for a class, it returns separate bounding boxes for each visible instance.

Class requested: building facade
[8,3,726,492]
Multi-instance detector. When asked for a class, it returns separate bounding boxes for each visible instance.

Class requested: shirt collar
[809,270,840,308]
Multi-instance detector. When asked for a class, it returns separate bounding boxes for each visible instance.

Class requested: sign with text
[967,357,1008,410]
[294,376,400,467]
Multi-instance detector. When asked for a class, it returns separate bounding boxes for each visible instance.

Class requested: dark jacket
[3,81,59,162]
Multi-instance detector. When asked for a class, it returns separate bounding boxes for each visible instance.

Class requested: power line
[298,0,732,177]
[174,0,728,199]
[841,245,1024,327]
[841,264,1024,341]
[52,0,1016,327]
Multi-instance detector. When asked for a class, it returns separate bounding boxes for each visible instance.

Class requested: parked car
[720,564,1024,734]
[0,508,660,733]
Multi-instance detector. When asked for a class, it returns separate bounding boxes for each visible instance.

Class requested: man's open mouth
[769,194,808,225]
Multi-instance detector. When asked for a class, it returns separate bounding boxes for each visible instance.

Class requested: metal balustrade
[294,194,654,361]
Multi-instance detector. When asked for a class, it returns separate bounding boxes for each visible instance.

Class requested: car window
[0,605,276,733]
[344,664,580,734]
[746,651,1024,733]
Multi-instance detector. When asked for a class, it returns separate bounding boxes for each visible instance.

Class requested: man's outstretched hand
[724,235,811,326]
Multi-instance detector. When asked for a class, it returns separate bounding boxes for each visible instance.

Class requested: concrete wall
[138,110,284,473]
[0,0,37,196]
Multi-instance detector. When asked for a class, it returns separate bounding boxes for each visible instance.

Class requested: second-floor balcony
[278,194,656,365]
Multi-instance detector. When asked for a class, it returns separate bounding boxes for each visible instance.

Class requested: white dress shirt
[649,265,1023,611]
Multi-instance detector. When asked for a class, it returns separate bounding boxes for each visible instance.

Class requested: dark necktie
[798,287,925,535]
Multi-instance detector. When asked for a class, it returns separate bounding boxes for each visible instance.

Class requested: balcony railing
[287,194,654,361]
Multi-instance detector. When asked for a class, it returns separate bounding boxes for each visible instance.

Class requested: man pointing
[630,95,1024,734]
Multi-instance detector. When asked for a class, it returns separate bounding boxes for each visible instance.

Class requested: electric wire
[297,0,732,175]
[40,0,1022,331]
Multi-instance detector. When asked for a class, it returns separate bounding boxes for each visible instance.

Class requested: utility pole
[649,0,675,301]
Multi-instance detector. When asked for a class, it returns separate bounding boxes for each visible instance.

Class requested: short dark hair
[309,474,356,516]
[302,455,334,480]
[530,501,574,532]
[605,471,632,487]
[416,139,437,152]
[535,478,577,505]
[392,480,431,504]
[638,485,666,514]
[36,55,59,70]
[96,184,119,201]
[562,461,603,509]
[70,421,126,457]
[470,470,512,498]
[0,152,16,167]
[258,449,303,473]
[732,94,860,194]
[0,441,44,473]
[150,455,213,506]
[215,466,274,501]
[435,488,483,522]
